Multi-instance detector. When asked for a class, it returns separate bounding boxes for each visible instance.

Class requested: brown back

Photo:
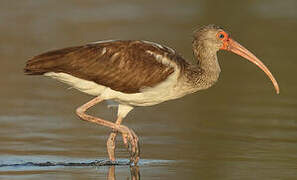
[25,40,188,93]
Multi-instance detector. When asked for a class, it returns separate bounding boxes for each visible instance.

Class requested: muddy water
[1,0,297,179]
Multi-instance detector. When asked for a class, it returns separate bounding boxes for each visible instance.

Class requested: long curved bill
[227,38,280,94]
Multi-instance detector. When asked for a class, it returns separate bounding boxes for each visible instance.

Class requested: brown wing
[24,40,186,93]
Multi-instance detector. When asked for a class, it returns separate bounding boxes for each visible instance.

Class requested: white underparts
[44,72,107,96]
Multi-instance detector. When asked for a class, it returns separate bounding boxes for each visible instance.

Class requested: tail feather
[24,46,82,75]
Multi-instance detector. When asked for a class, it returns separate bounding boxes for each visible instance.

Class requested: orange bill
[226,38,279,94]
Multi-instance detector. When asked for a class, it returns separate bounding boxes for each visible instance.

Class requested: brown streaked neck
[186,43,221,90]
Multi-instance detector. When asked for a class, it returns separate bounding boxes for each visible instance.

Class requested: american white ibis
[24,24,279,165]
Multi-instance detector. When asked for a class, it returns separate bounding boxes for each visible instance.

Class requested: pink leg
[75,96,140,164]
[106,116,123,162]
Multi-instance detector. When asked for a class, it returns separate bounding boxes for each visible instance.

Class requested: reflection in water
[1,0,297,179]
[107,166,116,180]
[130,166,140,180]
[0,159,130,168]
[0,158,140,180]
[108,166,140,180]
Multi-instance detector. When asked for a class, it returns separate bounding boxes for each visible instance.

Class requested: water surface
[1,0,297,179]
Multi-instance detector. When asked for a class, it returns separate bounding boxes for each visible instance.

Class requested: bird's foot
[121,126,140,165]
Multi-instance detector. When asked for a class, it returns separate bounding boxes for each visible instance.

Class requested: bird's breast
[102,68,191,106]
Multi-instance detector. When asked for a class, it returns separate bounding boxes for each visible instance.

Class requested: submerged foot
[121,126,140,165]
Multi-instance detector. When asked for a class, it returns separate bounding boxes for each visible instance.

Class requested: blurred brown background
[0,0,296,179]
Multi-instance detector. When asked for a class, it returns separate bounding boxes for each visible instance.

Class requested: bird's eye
[219,33,224,39]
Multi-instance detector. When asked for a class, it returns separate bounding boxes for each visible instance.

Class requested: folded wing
[24,40,186,93]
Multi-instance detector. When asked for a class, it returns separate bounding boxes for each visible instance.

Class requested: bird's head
[193,24,279,94]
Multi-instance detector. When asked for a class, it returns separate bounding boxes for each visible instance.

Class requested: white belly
[44,71,189,106]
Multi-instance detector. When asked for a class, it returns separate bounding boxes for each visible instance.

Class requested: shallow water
[1,0,297,179]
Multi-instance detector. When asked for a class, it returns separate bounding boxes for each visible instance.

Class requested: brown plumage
[25,40,188,93]
[24,25,279,165]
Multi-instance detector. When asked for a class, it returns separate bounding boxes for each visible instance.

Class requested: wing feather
[24,40,187,93]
